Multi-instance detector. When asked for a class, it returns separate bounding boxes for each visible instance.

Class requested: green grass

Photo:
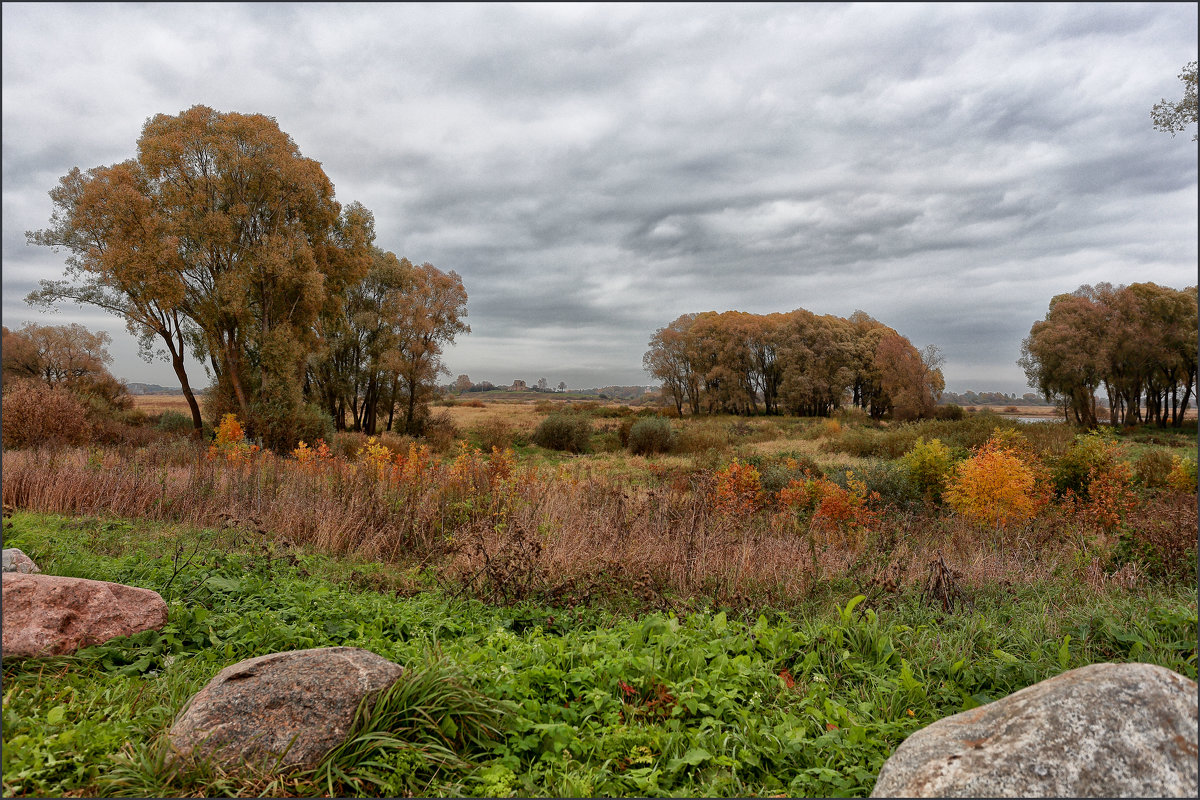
[2,511,1197,797]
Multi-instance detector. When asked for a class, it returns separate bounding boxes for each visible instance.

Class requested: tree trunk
[171,352,204,436]
[222,338,251,421]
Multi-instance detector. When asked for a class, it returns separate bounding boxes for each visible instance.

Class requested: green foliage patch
[2,511,1196,798]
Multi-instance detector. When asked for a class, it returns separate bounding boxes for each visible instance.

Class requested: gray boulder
[872,662,1198,797]
[2,573,169,659]
[2,548,40,574]
[168,646,404,770]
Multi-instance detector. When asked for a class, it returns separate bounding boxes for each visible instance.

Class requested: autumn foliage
[0,380,92,449]
[712,458,763,517]
[206,414,260,464]
[944,434,1049,529]
[778,473,880,546]
[644,309,943,419]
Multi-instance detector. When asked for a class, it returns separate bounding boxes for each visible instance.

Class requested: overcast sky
[3,3,1197,394]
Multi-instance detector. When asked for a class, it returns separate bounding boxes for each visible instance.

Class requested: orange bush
[1080,460,1136,530]
[292,438,335,470]
[712,458,762,517]
[778,472,879,545]
[214,413,245,447]
[944,434,1048,528]
[393,441,433,487]
[207,413,259,464]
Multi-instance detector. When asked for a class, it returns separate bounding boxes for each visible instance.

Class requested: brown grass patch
[131,394,201,416]
[7,439,1185,612]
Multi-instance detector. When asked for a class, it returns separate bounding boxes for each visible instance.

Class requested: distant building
[511,379,527,391]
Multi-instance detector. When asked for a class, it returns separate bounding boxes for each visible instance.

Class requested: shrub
[818,418,842,438]
[1134,449,1175,490]
[0,380,92,448]
[89,415,157,448]
[822,426,880,458]
[531,413,592,453]
[934,404,964,421]
[1051,431,1126,498]
[207,413,259,463]
[422,411,462,453]
[1108,494,1198,583]
[627,417,674,455]
[1166,456,1197,494]
[293,403,335,448]
[778,473,880,545]
[473,419,514,452]
[329,431,368,460]
[900,437,956,503]
[832,461,921,507]
[944,434,1048,529]
[748,454,821,496]
[155,410,194,434]
[1079,458,1136,530]
[712,458,763,517]
[672,423,729,455]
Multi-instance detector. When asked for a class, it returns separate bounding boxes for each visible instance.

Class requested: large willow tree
[28,105,375,446]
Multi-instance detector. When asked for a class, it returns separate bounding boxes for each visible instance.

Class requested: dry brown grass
[7,437,1186,611]
[436,401,546,436]
[131,394,200,416]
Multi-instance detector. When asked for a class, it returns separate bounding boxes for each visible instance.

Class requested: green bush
[532,413,593,453]
[747,454,821,496]
[627,417,675,455]
[294,403,336,447]
[829,462,920,507]
[823,426,918,460]
[900,437,956,503]
[1051,432,1121,498]
[473,419,514,452]
[1134,449,1174,490]
[155,410,194,434]
[934,404,965,421]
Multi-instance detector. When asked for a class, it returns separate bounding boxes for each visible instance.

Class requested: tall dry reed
[4,441,1183,609]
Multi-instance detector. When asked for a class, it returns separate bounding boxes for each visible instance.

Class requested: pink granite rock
[168,646,405,770]
[2,573,169,659]
[871,662,1199,797]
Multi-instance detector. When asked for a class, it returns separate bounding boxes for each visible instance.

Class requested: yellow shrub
[944,435,1047,528]
[1167,455,1198,494]
[900,437,955,502]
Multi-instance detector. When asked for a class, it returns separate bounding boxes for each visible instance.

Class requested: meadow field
[3,399,1197,797]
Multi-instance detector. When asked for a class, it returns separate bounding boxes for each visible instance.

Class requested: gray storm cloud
[3,3,1196,393]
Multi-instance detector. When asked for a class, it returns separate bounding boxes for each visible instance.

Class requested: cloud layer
[4,3,1196,392]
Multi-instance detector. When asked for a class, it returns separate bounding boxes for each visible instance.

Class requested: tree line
[1020,282,1197,428]
[26,105,467,449]
[1,322,129,414]
[643,309,944,419]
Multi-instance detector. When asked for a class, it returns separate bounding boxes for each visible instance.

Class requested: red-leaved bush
[1,380,92,449]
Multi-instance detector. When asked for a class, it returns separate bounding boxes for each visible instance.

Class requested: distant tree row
[1020,283,1197,428]
[27,105,467,448]
[643,309,944,419]
[1,322,130,414]
[941,390,1051,407]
